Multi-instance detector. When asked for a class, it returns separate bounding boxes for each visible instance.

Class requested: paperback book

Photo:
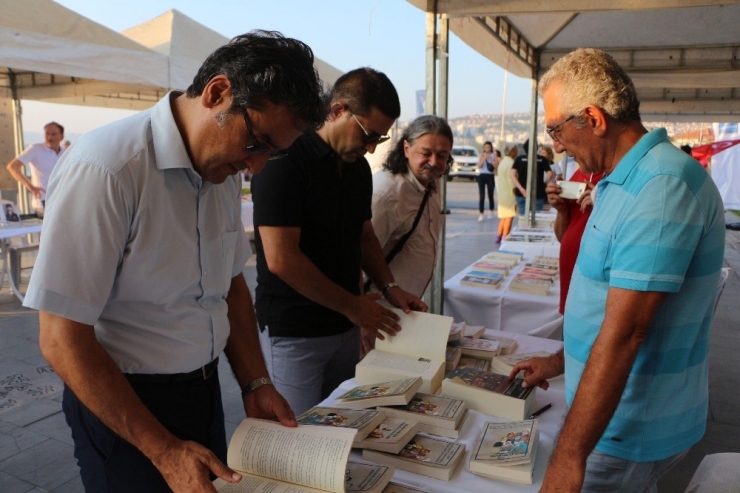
[362,434,465,481]
[490,351,554,377]
[445,346,462,371]
[296,407,386,444]
[441,368,537,420]
[458,337,501,360]
[469,420,540,484]
[214,418,393,493]
[459,274,503,290]
[336,378,423,409]
[456,356,491,372]
[479,334,518,355]
[378,393,467,439]
[355,418,420,454]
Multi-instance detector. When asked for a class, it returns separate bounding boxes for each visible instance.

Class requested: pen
[528,403,552,419]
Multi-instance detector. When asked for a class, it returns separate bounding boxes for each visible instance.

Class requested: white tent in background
[0,0,168,112]
[122,9,344,92]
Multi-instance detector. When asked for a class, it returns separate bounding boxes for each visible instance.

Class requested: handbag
[364,188,431,292]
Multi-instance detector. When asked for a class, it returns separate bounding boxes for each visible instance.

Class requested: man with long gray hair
[363,115,453,351]
[510,48,724,492]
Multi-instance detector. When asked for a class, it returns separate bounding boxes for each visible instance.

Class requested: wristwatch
[240,377,273,398]
[381,282,399,294]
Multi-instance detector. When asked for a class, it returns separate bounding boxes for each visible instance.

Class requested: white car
[447,146,480,181]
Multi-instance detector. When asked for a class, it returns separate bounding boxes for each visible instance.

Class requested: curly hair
[186,30,328,130]
[383,115,453,175]
[538,48,640,124]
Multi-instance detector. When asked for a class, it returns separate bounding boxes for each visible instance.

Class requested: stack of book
[335,378,423,409]
[456,337,501,360]
[483,250,524,265]
[508,259,559,295]
[479,334,518,355]
[458,270,504,289]
[296,406,387,446]
[362,434,466,481]
[448,321,485,342]
[469,420,540,485]
[214,418,394,492]
[441,367,537,420]
[445,346,461,371]
[503,233,554,244]
[356,418,421,454]
[469,259,510,276]
[456,356,491,371]
[379,393,468,439]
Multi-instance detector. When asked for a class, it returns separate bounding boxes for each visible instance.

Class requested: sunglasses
[242,108,289,158]
[347,107,391,145]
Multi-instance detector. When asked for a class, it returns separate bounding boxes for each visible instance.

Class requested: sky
[22,0,534,140]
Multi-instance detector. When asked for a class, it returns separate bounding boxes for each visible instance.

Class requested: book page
[365,351,434,374]
[375,309,451,360]
[227,419,355,493]
[214,473,325,493]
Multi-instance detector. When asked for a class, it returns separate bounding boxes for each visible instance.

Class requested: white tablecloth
[322,378,566,492]
[444,255,562,339]
[499,241,561,258]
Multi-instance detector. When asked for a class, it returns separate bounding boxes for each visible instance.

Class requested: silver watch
[240,377,273,398]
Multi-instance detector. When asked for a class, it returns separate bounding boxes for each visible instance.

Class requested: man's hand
[346,292,402,340]
[360,327,377,355]
[577,181,596,213]
[29,184,45,198]
[540,454,586,492]
[384,286,428,313]
[546,182,568,212]
[151,438,241,493]
[244,384,297,427]
[509,351,564,390]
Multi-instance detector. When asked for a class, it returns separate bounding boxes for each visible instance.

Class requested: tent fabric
[407,0,740,122]
[0,0,169,110]
[123,10,344,93]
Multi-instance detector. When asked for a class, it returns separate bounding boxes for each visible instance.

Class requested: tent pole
[9,71,29,213]
[525,58,540,226]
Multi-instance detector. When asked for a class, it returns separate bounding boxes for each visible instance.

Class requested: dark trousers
[63,370,227,493]
[478,173,495,212]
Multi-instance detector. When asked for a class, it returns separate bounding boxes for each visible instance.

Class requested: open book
[214,418,393,492]
[356,309,451,394]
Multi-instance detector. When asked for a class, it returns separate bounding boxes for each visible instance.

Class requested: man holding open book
[25,32,328,493]
[510,48,725,492]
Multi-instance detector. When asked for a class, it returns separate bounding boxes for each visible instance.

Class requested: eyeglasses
[242,108,288,158]
[347,107,390,145]
[546,114,576,143]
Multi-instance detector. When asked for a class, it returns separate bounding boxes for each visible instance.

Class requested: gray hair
[383,115,453,175]
[538,48,640,123]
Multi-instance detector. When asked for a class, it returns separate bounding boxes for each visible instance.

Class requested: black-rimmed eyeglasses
[546,115,576,143]
[347,107,391,145]
[242,108,288,158]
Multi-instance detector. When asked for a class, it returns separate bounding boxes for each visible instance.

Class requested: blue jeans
[515,196,545,215]
[477,174,495,212]
[259,326,361,415]
[581,448,689,492]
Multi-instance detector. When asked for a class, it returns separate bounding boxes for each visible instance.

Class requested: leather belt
[124,357,219,385]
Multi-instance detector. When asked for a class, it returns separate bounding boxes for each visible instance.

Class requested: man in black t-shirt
[510,140,553,215]
[252,68,426,415]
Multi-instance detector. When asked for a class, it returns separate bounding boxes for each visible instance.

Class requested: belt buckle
[202,360,216,380]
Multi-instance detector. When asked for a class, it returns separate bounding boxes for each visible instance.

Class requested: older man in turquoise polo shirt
[510,48,725,493]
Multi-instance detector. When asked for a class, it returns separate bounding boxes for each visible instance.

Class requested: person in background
[510,138,552,216]
[365,115,452,352]
[25,31,328,493]
[538,145,558,183]
[61,140,72,150]
[510,47,724,492]
[494,144,518,243]
[476,140,496,221]
[546,163,604,314]
[6,121,65,215]
[252,67,426,416]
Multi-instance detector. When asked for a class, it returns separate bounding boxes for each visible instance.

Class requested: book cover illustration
[396,435,463,468]
[397,394,463,419]
[297,407,380,429]
[345,463,393,492]
[445,368,533,400]
[338,378,418,401]
[473,420,536,463]
[363,419,413,443]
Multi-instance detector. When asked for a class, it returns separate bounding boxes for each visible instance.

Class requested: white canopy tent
[122,9,344,93]
[407,0,740,312]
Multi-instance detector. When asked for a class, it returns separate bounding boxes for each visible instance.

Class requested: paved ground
[0,181,738,492]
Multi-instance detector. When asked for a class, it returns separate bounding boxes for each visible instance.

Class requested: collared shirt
[24,92,249,374]
[252,131,373,338]
[564,128,725,462]
[16,143,64,209]
[370,168,443,298]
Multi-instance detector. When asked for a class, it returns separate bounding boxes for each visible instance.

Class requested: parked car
[447,146,479,181]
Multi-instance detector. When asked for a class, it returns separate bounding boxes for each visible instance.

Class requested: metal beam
[472,16,536,68]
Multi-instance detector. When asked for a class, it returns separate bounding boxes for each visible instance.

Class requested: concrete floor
[0,181,738,492]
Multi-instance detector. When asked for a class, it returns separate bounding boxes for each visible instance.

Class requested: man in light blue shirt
[25,31,328,493]
[510,48,724,492]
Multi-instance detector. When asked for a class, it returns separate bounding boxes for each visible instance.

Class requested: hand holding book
[508,350,565,390]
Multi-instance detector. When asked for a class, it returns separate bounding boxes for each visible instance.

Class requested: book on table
[445,346,461,371]
[463,324,485,339]
[457,336,501,360]
[441,367,537,420]
[470,261,510,275]
[382,482,428,493]
[213,418,394,493]
[508,277,552,295]
[378,393,468,439]
[448,321,464,342]
[532,255,559,267]
[356,309,451,394]
[469,420,540,485]
[355,418,421,454]
[362,434,465,482]
[456,356,491,372]
[335,378,423,409]
[490,351,554,377]
[479,334,518,355]
[459,274,503,289]
[296,407,386,444]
